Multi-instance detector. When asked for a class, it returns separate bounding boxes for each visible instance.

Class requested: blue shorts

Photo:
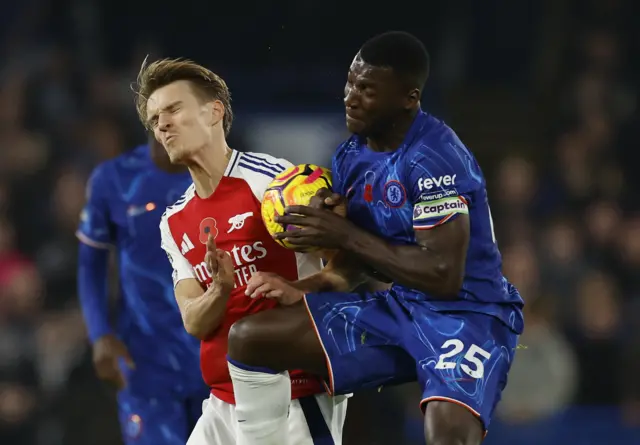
[303,290,519,430]
[118,389,205,445]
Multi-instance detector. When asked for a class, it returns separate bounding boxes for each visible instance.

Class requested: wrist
[293,272,333,293]
[209,281,232,299]
[343,224,368,254]
[89,327,113,344]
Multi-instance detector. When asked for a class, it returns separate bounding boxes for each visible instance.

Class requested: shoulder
[88,156,118,182]
[86,158,118,198]
[235,151,293,176]
[230,151,293,199]
[161,183,197,229]
[89,146,148,186]
[333,135,361,163]
[407,119,482,181]
[110,145,150,172]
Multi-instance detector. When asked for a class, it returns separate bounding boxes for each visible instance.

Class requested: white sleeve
[160,214,196,287]
[277,157,295,170]
[294,252,323,279]
[239,154,294,202]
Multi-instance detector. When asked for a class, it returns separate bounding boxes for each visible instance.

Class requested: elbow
[183,316,219,340]
[183,321,206,339]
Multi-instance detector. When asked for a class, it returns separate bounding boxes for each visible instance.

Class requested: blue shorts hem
[303,290,518,429]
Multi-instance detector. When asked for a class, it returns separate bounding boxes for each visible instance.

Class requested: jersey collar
[401,109,428,149]
[224,149,240,176]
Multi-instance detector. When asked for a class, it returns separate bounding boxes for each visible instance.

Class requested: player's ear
[405,88,420,109]
[209,100,225,127]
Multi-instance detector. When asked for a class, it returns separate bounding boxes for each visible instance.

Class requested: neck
[366,107,419,152]
[186,140,232,199]
[151,153,187,174]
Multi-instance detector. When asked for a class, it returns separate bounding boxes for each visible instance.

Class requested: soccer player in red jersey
[133,58,348,445]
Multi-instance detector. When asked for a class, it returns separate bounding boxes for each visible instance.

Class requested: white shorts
[187,393,348,445]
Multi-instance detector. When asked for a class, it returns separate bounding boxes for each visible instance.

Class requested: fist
[212,248,234,292]
[92,334,135,390]
[309,188,347,217]
[204,234,234,291]
[245,272,304,306]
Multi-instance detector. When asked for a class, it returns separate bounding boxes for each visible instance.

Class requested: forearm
[293,251,368,293]
[77,243,112,342]
[180,288,230,339]
[345,228,460,297]
[292,271,350,293]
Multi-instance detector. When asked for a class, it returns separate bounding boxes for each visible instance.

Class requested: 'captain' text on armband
[413,196,468,222]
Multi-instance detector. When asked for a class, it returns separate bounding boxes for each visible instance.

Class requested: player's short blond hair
[133,57,233,137]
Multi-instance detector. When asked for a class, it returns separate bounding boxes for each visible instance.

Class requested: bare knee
[227,310,296,371]
[227,304,327,376]
[424,400,483,445]
[227,317,263,364]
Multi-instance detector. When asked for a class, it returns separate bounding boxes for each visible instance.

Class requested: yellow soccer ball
[261,164,332,250]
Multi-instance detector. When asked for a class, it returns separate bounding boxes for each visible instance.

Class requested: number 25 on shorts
[434,339,491,379]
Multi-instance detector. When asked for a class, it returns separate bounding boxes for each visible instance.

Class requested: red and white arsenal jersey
[159,150,324,404]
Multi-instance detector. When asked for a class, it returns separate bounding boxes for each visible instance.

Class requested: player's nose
[343,86,359,109]
[158,114,172,130]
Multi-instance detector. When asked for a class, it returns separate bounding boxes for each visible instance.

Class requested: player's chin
[167,148,188,165]
[346,116,367,135]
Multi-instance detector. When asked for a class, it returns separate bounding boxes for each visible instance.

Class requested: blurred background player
[133,57,348,444]
[76,134,208,445]
[226,31,524,445]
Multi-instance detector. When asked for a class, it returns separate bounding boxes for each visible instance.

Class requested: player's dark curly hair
[132,57,233,137]
[360,31,430,93]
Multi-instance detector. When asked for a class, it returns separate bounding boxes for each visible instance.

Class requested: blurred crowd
[490,21,640,423]
[1,0,639,444]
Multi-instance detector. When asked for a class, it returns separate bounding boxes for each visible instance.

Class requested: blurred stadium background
[1,0,640,444]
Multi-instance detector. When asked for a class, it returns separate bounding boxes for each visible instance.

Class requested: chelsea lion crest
[383,180,406,208]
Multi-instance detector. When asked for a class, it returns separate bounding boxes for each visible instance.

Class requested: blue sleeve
[76,164,115,247]
[331,152,343,196]
[331,139,353,196]
[406,142,481,230]
[77,242,112,342]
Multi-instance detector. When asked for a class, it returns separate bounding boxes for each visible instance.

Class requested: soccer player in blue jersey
[225,31,524,445]
[77,135,208,445]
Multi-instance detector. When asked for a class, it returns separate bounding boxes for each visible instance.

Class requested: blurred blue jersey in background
[76,144,207,445]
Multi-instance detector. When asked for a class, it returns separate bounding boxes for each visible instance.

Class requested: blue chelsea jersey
[77,145,204,395]
[332,111,524,334]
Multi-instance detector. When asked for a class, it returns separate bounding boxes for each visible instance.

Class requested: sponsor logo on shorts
[413,196,468,221]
